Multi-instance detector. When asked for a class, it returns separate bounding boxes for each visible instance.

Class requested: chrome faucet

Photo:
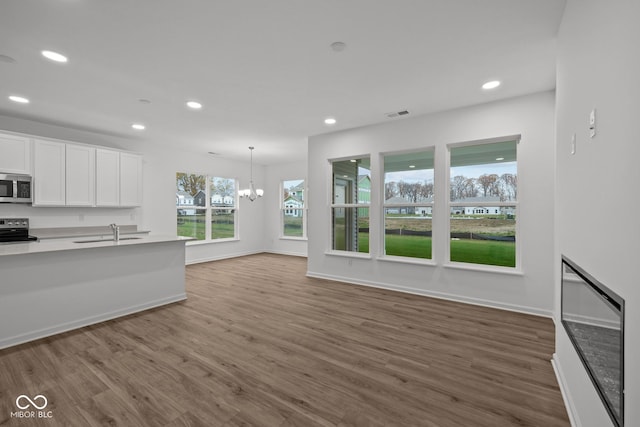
[109,223,120,241]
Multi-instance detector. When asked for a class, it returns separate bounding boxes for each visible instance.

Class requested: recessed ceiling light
[131,123,145,130]
[42,50,68,63]
[496,157,505,161]
[324,117,337,125]
[186,101,202,109]
[9,95,29,104]
[350,159,356,163]
[409,165,416,168]
[138,98,152,104]
[482,80,501,90]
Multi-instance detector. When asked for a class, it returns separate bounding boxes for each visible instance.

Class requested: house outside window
[331,157,370,253]
[176,173,237,241]
[383,149,434,260]
[449,137,518,268]
[281,179,306,238]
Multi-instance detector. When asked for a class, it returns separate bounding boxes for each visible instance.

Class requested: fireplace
[561,255,624,427]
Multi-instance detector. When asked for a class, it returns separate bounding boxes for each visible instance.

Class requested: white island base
[0,238,187,349]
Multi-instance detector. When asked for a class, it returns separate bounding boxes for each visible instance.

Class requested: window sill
[279,236,308,242]
[377,256,437,267]
[186,238,239,246]
[443,262,523,276]
[325,250,372,260]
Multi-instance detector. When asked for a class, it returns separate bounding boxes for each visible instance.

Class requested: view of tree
[176,173,205,196]
[211,177,235,197]
[385,180,433,202]
[450,173,517,201]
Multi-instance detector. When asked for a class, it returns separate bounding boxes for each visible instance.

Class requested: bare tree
[177,173,206,196]
[477,174,498,197]
[500,173,517,201]
[385,181,398,200]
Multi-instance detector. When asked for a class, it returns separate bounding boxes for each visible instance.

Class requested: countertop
[0,235,193,257]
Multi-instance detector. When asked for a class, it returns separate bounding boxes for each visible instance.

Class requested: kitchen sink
[74,237,142,243]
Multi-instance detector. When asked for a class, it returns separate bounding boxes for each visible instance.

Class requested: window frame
[328,155,371,256]
[381,147,435,262]
[176,173,239,244]
[280,178,307,240]
[446,135,521,271]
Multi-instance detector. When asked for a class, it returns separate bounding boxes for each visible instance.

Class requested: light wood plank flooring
[0,253,569,426]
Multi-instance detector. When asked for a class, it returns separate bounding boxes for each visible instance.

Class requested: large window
[331,157,370,253]
[281,179,306,238]
[449,138,518,267]
[176,173,237,241]
[383,149,434,259]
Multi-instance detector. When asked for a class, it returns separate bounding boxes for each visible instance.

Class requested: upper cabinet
[96,149,142,207]
[119,152,143,207]
[66,144,96,207]
[96,149,120,207]
[0,132,31,174]
[33,139,66,206]
[30,136,142,208]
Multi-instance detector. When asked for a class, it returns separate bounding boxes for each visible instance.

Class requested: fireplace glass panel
[561,256,624,427]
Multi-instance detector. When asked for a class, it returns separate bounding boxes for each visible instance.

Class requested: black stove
[0,218,38,243]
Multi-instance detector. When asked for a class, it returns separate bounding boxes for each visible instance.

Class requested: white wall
[555,0,640,426]
[307,91,556,315]
[0,115,266,263]
[263,159,308,257]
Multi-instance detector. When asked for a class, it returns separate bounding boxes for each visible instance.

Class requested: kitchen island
[0,235,190,349]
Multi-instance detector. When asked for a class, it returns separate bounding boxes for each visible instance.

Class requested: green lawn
[178,214,235,240]
[450,238,515,267]
[283,216,303,237]
[385,234,432,258]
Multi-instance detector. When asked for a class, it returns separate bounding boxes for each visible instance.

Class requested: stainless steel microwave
[0,173,32,203]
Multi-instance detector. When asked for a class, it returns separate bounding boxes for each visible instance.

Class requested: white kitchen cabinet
[65,144,95,206]
[0,132,31,174]
[96,148,120,207]
[119,152,142,207]
[32,139,66,206]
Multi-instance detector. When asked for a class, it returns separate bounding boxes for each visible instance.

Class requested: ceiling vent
[386,110,410,118]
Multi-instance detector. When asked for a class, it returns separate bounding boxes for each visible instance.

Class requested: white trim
[324,250,372,260]
[443,261,523,276]
[552,353,581,427]
[265,250,307,258]
[185,249,263,265]
[306,270,552,318]
[377,255,437,267]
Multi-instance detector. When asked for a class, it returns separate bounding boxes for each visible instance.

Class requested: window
[331,157,370,253]
[176,173,237,241]
[383,149,434,259]
[449,137,518,267]
[281,179,306,238]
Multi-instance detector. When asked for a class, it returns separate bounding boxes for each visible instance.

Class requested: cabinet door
[66,144,95,206]
[33,139,66,206]
[119,152,142,207]
[0,133,31,174]
[96,149,120,207]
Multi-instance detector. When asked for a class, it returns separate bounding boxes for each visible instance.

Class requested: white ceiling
[0,0,566,165]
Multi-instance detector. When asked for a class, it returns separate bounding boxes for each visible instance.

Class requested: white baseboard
[265,249,308,258]
[552,353,580,427]
[306,270,552,318]
[186,250,263,265]
[0,294,186,350]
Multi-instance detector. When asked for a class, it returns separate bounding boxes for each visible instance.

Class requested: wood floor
[0,253,570,427]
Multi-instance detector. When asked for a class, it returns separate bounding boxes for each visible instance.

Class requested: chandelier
[239,146,264,201]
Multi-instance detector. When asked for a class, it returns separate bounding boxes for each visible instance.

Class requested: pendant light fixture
[239,146,264,201]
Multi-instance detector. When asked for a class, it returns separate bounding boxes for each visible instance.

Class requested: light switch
[589,109,596,138]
